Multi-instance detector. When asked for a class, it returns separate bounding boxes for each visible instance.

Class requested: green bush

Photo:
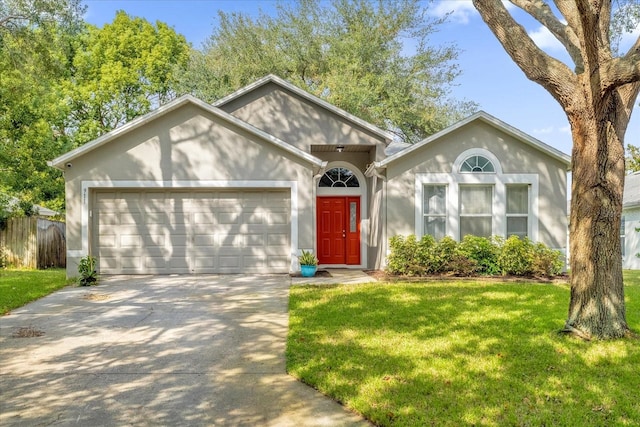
[433,236,458,273]
[531,243,564,277]
[387,235,436,276]
[447,254,478,276]
[387,234,564,278]
[498,236,534,276]
[457,235,500,275]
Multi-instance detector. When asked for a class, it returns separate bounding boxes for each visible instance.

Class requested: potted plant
[298,250,318,277]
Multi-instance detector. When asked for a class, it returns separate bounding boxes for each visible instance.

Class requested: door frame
[314,161,367,269]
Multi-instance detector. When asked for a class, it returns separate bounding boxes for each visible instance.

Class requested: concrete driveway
[0,275,369,426]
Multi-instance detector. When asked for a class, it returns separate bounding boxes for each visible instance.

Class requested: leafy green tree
[627,144,640,173]
[66,11,190,145]
[0,9,190,210]
[0,0,83,212]
[178,0,476,142]
[473,0,640,339]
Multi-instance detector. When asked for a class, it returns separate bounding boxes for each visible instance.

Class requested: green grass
[0,269,72,315]
[287,271,640,426]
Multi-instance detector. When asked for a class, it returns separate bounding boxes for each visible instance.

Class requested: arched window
[460,155,495,173]
[319,167,360,188]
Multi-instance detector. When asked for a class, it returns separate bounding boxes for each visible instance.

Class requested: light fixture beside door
[336,145,345,153]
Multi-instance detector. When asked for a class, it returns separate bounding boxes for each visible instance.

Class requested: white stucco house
[49,75,571,276]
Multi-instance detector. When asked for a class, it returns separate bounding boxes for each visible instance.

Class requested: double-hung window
[423,185,446,240]
[506,185,529,238]
[459,185,493,238]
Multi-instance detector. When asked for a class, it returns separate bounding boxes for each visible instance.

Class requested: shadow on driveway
[0,275,369,426]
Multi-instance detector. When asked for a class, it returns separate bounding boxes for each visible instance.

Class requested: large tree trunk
[565,83,630,339]
[472,0,640,341]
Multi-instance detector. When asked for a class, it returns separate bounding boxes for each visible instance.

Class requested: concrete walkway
[291,269,377,286]
[0,275,370,426]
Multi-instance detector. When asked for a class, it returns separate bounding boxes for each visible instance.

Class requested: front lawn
[0,269,71,315]
[287,271,640,426]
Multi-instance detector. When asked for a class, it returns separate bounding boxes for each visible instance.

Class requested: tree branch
[510,0,584,71]
[604,52,640,91]
[0,14,27,28]
[472,0,577,107]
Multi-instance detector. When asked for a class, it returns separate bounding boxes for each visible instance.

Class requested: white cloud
[528,25,565,51]
[533,126,554,135]
[559,125,571,135]
[431,1,517,25]
[431,0,477,25]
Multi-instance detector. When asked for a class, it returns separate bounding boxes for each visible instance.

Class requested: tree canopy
[0,5,189,212]
[178,0,476,142]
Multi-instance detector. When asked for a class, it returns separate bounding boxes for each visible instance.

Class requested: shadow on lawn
[287,282,640,426]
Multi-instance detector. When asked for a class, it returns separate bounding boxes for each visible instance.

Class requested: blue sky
[83,0,640,156]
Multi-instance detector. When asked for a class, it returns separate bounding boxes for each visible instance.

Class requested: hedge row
[386,234,564,277]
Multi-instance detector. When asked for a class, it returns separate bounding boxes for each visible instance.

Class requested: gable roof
[214,74,395,143]
[368,111,572,173]
[49,95,325,170]
[624,172,640,209]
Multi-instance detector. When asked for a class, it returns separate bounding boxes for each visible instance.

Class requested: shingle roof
[624,172,640,208]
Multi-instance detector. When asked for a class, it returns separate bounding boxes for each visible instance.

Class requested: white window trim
[415,149,538,241]
[72,180,299,272]
[453,148,503,174]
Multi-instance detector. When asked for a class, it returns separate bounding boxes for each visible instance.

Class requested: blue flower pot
[300,265,317,277]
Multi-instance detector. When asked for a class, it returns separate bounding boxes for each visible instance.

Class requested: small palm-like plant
[298,250,318,266]
[78,255,98,286]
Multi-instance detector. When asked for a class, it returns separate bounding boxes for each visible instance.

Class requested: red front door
[317,196,360,265]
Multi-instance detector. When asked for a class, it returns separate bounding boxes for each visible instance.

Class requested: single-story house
[50,75,571,277]
[623,172,640,269]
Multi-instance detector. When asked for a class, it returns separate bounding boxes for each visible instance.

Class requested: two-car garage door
[93,189,291,274]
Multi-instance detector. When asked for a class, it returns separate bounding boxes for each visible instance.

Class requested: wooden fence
[0,217,66,269]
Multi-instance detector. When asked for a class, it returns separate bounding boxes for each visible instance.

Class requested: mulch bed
[365,270,569,284]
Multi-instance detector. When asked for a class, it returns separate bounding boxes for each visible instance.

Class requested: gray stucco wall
[385,121,568,251]
[219,82,388,161]
[63,103,314,276]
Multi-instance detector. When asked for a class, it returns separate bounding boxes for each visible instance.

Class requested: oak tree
[178,0,476,142]
[473,0,640,339]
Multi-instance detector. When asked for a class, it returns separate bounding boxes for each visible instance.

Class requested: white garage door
[93,189,291,274]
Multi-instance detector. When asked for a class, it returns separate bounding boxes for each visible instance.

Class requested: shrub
[387,235,428,275]
[78,255,98,286]
[387,234,564,278]
[458,235,500,275]
[433,236,458,273]
[447,254,478,276]
[531,243,564,277]
[498,236,534,276]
